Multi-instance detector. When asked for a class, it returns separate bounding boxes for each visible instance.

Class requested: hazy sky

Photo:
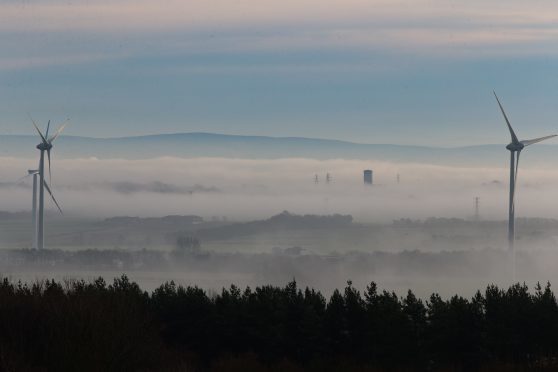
[1,0,558,145]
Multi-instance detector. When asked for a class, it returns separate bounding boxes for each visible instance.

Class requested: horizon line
[0,131,520,149]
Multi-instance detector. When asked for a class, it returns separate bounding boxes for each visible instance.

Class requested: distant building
[364,170,373,185]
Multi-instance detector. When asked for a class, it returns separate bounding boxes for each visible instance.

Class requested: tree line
[0,276,557,371]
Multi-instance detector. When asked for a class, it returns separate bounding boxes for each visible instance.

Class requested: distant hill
[1,132,556,166]
[195,211,354,240]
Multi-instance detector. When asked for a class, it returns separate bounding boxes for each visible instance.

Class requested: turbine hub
[36,142,52,151]
[506,142,524,152]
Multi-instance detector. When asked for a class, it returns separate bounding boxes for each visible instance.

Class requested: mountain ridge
[0,132,556,166]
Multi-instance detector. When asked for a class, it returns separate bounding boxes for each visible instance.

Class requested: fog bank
[1,156,557,222]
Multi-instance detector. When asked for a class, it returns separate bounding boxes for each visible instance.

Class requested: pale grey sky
[1,0,558,145]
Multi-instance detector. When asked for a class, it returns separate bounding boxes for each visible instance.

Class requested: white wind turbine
[493,92,556,270]
[29,117,67,249]
[17,168,61,249]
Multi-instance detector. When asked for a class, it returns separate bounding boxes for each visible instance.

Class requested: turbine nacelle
[506,142,524,152]
[36,142,53,151]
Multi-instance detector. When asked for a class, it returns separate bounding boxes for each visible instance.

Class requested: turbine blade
[43,180,63,215]
[512,151,520,214]
[45,120,50,140]
[520,134,557,147]
[48,119,69,143]
[28,114,48,144]
[493,91,519,144]
[15,174,31,184]
[47,149,52,184]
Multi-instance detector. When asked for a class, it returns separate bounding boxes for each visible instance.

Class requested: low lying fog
[1,156,557,222]
[3,156,558,297]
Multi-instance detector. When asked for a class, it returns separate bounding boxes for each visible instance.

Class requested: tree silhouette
[0,276,558,370]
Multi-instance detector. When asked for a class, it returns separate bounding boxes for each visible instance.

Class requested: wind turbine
[16,169,38,248]
[17,168,61,249]
[30,117,67,249]
[493,92,556,262]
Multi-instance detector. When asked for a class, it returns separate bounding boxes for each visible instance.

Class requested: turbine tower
[493,92,556,260]
[30,117,67,249]
[28,169,39,249]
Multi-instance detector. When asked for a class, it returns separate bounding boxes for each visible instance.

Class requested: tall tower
[326,173,331,184]
[364,170,373,185]
[314,174,319,184]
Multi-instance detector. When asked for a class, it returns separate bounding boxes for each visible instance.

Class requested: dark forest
[0,276,557,371]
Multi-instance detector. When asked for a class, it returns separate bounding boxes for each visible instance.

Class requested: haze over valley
[2,145,558,298]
